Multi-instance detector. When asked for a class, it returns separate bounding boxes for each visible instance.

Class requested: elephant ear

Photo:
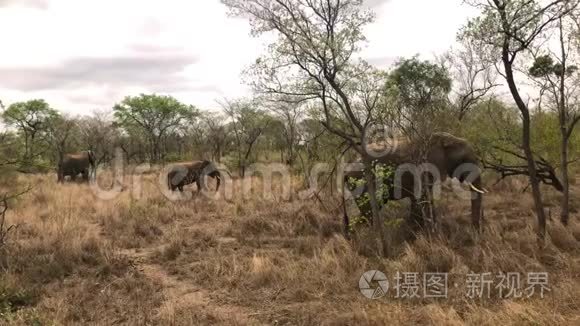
[440,135,458,149]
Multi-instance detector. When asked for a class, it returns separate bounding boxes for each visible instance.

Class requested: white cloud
[0,0,477,115]
[0,0,48,9]
[362,0,479,61]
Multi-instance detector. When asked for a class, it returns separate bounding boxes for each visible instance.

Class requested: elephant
[167,160,222,192]
[343,132,486,235]
[57,150,96,183]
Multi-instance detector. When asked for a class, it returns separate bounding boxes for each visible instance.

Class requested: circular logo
[359,270,389,299]
[362,123,399,158]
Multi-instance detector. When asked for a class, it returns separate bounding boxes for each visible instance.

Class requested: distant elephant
[343,132,486,235]
[167,160,222,192]
[57,150,96,183]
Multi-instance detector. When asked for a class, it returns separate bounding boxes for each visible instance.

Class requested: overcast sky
[0,0,477,115]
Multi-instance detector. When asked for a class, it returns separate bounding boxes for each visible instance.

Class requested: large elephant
[167,160,222,192]
[57,150,96,183]
[343,132,485,234]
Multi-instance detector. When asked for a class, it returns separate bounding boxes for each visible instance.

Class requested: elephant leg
[195,178,202,193]
[422,186,437,231]
[409,198,424,231]
[430,195,438,227]
[178,184,184,192]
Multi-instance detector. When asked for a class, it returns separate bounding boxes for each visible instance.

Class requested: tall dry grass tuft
[549,221,580,252]
[0,172,579,324]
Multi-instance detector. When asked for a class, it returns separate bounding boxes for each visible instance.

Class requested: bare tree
[202,112,229,163]
[443,42,499,120]
[221,98,271,177]
[223,0,390,254]
[0,189,30,247]
[269,100,305,166]
[78,110,120,166]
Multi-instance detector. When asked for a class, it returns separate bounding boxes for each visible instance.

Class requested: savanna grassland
[1,170,579,326]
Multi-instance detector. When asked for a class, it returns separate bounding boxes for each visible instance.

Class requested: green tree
[461,0,579,240]
[385,57,453,137]
[1,99,59,169]
[528,16,580,225]
[113,94,199,163]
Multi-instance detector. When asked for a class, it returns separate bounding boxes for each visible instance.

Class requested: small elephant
[57,150,96,183]
[167,160,222,192]
[343,132,486,235]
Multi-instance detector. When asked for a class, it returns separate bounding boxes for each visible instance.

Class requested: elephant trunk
[470,175,483,231]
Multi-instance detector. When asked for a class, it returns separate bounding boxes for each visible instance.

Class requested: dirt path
[119,246,261,325]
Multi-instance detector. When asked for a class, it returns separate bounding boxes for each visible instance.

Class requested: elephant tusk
[468,183,486,194]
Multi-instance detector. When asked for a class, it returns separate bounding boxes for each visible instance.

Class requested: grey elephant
[168,160,223,192]
[343,132,486,235]
[57,150,96,183]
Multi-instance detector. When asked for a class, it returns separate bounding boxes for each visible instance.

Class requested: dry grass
[0,172,579,325]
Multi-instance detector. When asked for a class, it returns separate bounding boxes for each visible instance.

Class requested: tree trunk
[23,133,30,165]
[149,138,156,163]
[216,143,222,163]
[560,136,570,225]
[524,134,547,240]
[362,161,385,257]
[152,135,164,164]
[502,48,547,241]
[558,20,570,226]
[421,174,437,232]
